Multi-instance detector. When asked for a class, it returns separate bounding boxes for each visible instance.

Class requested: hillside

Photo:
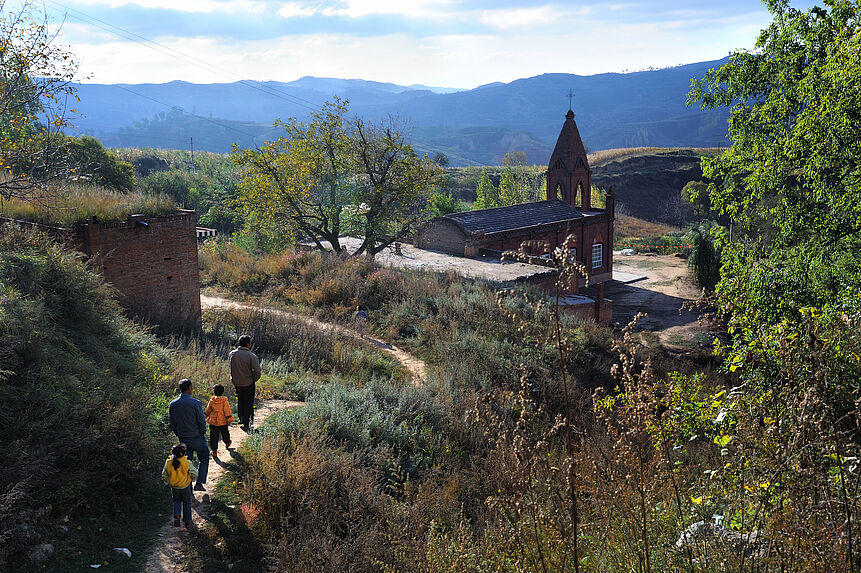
[74,59,731,164]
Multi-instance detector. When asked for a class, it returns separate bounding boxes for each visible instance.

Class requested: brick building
[415,109,615,290]
[72,210,201,328]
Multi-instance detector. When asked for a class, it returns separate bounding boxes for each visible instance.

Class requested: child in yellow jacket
[205,384,234,457]
[162,443,198,527]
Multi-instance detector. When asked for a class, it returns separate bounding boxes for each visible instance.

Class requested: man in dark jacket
[228,335,261,431]
[168,378,209,491]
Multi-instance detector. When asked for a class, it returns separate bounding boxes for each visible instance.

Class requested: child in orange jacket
[204,384,234,457]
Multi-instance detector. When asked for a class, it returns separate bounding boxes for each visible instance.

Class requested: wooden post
[595,282,604,323]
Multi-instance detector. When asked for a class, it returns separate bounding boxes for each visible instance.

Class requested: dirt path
[200,294,427,384]
[145,399,302,573]
[605,254,709,351]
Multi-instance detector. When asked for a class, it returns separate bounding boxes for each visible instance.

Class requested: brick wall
[74,210,201,328]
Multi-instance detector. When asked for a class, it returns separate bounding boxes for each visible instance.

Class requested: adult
[228,334,261,431]
[168,378,209,491]
[354,306,369,339]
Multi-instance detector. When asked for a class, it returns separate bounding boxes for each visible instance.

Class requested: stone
[113,548,132,558]
[27,543,54,563]
[621,248,636,256]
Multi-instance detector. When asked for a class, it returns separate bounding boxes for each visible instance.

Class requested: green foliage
[473,168,498,209]
[429,190,464,217]
[502,150,528,167]
[66,136,135,191]
[685,222,721,290]
[689,0,861,324]
[681,180,712,218]
[233,98,437,256]
[0,224,167,566]
[497,166,520,206]
[0,1,78,199]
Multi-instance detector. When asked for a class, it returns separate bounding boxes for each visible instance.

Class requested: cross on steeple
[568,88,574,110]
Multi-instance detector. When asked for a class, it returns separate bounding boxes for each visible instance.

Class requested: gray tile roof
[443,200,584,235]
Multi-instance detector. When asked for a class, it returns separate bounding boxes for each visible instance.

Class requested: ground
[607,252,709,351]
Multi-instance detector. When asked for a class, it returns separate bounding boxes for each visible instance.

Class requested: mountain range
[73,58,732,166]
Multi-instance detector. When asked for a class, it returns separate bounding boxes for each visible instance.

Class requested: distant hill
[73,59,731,165]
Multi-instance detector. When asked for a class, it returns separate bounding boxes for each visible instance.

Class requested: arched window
[556,183,564,201]
[592,243,603,269]
[576,182,585,207]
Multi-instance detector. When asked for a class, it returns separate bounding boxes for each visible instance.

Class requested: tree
[233,98,436,256]
[474,168,499,209]
[689,0,861,324]
[498,166,521,206]
[680,180,712,219]
[66,136,134,191]
[0,1,77,199]
[432,151,450,167]
[502,150,528,166]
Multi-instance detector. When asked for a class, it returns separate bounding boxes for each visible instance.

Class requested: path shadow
[368,338,395,351]
[602,281,698,330]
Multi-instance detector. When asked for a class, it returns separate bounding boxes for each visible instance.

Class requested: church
[415,109,615,294]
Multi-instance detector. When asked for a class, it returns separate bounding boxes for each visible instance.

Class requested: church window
[556,183,564,201]
[592,243,603,268]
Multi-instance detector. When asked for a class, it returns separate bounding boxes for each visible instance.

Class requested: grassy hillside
[0,224,170,568]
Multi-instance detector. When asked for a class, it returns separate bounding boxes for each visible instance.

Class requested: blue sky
[24,0,812,88]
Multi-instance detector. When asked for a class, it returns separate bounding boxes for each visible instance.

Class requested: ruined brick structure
[415,109,615,309]
[72,210,201,327]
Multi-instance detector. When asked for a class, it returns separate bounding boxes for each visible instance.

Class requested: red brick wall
[74,210,201,327]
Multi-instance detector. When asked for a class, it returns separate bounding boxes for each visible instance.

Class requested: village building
[414,109,615,317]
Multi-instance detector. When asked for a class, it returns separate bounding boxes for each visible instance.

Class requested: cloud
[277,2,316,18]
[69,0,266,14]
[478,6,564,30]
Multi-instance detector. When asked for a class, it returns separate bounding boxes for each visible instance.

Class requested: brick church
[415,109,615,291]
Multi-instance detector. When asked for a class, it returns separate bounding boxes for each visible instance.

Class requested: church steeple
[546,109,592,211]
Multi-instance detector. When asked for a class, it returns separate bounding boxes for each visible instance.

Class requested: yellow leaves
[691,495,705,505]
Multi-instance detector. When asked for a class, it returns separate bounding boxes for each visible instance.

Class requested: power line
[44,0,321,112]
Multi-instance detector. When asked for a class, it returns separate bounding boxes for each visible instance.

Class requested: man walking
[229,334,261,431]
[168,378,209,491]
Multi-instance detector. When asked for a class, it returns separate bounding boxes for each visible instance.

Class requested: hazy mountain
[73,59,731,165]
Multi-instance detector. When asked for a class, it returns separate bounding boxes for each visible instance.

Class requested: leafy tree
[689,0,861,325]
[429,191,464,217]
[502,150,528,166]
[474,168,499,209]
[432,151,450,167]
[0,1,77,199]
[680,180,712,219]
[233,99,436,256]
[498,166,522,206]
[66,136,134,191]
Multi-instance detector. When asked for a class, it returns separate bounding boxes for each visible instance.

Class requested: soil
[605,253,709,351]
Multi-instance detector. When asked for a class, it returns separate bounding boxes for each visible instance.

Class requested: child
[205,384,234,457]
[161,443,198,528]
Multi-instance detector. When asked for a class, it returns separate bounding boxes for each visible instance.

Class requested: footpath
[144,295,429,571]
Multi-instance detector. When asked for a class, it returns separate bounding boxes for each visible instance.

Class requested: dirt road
[200,294,427,384]
[606,254,708,350]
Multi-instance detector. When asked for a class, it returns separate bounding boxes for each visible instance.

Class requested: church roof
[443,200,584,236]
[548,110,589,172]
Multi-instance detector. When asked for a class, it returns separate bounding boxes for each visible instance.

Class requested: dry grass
[588,147,723,168]
[615,213,682,240]
[0,183,177,226]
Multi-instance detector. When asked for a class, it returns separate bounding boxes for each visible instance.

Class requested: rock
[113,547,132,558]
[621,248,637,256]
[57,524,70,536]
[27,543,54,563]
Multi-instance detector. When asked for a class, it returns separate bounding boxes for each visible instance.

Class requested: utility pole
[190,137,195,174]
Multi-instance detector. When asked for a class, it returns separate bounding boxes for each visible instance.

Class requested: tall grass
[0,183,177,226]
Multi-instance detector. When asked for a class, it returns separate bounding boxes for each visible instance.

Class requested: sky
[16,0,810,88]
